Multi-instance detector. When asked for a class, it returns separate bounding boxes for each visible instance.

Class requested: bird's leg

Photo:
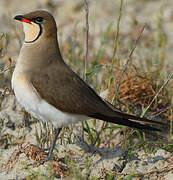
[29,128,62,166]
[48,128,62,158]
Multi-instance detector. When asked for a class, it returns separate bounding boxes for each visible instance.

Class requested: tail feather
[90,113,161,131]
[114,111,164,126]
[103,100,165,126]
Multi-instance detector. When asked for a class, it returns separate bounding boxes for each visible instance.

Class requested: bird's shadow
[74,136,139,165]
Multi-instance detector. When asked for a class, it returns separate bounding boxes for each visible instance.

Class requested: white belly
[11,70,88,128]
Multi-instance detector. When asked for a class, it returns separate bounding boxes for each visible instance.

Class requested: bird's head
[14,10,57,43]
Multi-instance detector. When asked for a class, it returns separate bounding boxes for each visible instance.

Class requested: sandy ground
[0,0,173,179]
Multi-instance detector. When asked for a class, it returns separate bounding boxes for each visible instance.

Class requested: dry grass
[109,67,171,114]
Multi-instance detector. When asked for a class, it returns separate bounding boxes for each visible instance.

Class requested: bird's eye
[35,17,44,23]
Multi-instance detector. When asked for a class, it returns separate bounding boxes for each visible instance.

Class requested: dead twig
[84,0,89,80]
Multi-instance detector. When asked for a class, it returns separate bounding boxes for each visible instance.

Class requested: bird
[12,10,163,162]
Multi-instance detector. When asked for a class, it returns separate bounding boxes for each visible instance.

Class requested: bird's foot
[28,156,55,166]
[27,144,53,166]
[30,143,50,152]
